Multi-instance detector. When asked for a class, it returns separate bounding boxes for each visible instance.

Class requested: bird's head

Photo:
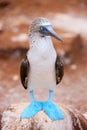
[29,17,63,43]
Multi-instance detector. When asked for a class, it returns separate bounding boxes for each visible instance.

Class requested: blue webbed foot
[20,90,64,120]
[20,101,42,118]
[43,101,64,120]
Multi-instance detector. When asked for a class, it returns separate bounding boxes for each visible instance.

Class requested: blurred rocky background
[0,0,87,122]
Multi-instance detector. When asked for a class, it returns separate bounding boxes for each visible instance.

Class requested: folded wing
[55,56,64,84]
[20,56,30,89]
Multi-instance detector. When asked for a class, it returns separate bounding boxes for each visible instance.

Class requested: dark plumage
[20,56,29,89]
[55,56,64,84]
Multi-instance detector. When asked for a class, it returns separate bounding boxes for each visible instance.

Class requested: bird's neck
[29,34,54,51]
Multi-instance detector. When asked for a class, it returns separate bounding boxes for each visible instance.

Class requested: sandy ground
[0,0,87,115]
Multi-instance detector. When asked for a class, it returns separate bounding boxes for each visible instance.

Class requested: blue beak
[40,25,63,43]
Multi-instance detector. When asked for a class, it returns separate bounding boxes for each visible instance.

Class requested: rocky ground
[0,0,87,116]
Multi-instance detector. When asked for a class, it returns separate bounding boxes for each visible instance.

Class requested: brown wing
[20,56,30,89]
[55,55,64,84]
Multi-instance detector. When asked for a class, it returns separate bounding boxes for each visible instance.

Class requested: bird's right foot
[20,101,42,118]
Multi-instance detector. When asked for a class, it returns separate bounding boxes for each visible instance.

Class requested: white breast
[27,37,57,90]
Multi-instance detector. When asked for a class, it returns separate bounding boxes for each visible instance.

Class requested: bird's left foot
[43,101,64,120]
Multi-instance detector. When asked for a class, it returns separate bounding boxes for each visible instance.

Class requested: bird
[20,17,64,120]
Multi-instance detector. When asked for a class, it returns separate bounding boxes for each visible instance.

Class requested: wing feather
[55,56,64,84]
[20,56,30,89]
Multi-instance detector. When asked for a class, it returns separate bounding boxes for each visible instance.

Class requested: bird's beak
[45,25,63,43]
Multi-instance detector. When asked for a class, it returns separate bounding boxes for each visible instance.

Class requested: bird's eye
[40,26,46,32]
[39,26,48,36]
[39,26,50,36]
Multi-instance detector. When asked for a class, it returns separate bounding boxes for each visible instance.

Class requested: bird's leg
[48,89,53,102]
[20,90,42,118]
[30,90,35,102]
[42,89,64,120]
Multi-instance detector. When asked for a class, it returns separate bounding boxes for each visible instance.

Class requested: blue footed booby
[20,17,64,120]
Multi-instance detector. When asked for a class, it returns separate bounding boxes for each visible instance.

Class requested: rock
[83,112,87,120]
[0,103,87,130]
[65,34,86,64]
